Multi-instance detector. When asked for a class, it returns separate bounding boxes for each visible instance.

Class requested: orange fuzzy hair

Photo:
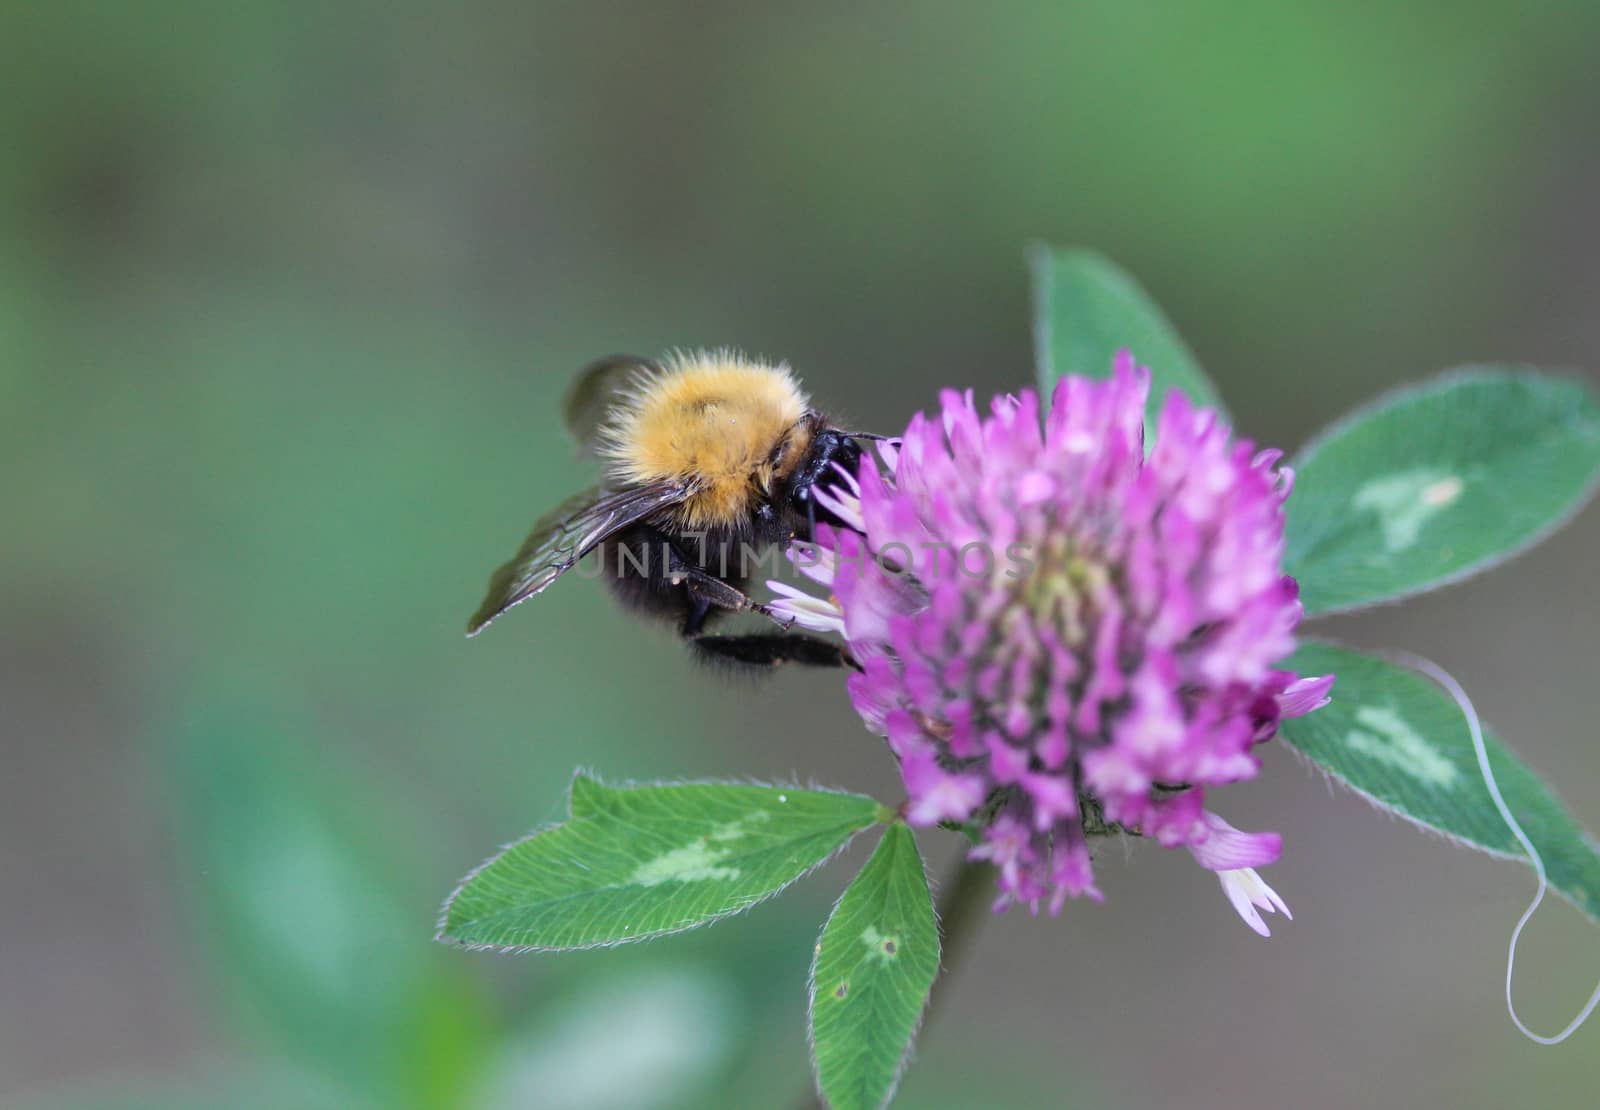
[598,350,813,529]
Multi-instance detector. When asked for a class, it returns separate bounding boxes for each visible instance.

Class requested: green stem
[923,852,995,1033]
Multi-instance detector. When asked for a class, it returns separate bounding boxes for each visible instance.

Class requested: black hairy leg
[600,524,790,635]
[691,633,856,670]
[666,548,793,634]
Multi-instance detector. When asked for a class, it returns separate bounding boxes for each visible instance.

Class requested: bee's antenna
[841,431,888,442]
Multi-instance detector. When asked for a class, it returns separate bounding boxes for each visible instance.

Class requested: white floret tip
[1218,867,1292,937]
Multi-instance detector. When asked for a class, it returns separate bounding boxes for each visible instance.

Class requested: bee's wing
[562,355,659,454]
[466,481,688,636]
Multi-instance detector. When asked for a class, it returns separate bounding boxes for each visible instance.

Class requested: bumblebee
[467,350,873,668]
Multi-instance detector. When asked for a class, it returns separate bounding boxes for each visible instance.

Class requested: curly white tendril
[1389,650,1600,1046]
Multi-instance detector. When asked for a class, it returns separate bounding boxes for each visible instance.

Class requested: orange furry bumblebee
[467,351,875,668]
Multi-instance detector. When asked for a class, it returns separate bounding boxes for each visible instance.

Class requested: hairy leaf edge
[1024,242,1224,419]
[806,823,938,1110]
[1289,366,1600,617]
[1280,642,1600,923]
[436,768,887,952]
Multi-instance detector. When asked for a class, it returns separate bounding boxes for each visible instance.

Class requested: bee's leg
[662,547,792,630]
[691,633,857,670]
[681,596,716,638]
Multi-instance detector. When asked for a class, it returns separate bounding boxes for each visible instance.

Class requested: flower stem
[924,852,995,1032]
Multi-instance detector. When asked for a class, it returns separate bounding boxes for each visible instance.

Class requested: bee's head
[777,415,867,536]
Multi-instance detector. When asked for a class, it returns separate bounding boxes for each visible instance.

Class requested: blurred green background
[4,3,1599,1108]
